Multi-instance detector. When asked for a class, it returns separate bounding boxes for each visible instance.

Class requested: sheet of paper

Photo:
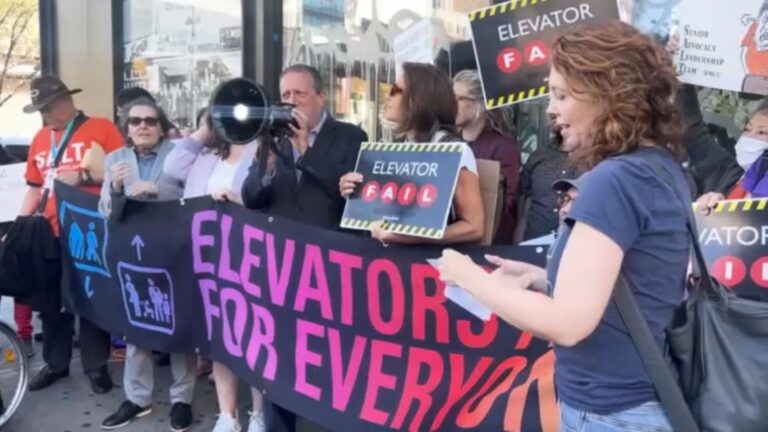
[427,259,492,321]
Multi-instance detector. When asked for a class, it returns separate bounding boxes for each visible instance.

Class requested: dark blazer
[242,116,368,230]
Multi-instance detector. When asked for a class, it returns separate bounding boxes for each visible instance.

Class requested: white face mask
[735,135,768,170]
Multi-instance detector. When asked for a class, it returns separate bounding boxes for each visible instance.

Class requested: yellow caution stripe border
[693,199,768,213]
[469,0,549,22]
[341,218,444,239]
[486,85,548,109]
[360,142,464,153]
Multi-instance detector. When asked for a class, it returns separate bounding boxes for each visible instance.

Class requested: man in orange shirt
[19,76,123,393]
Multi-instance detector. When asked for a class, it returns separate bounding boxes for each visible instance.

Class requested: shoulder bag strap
[612,156,701,432]
[36,112,89,215]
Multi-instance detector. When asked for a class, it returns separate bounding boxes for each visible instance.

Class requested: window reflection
[121,0,243,128]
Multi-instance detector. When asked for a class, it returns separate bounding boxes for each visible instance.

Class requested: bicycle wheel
[0,320,28,428]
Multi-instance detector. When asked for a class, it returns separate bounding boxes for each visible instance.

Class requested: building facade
[43,0,682,156]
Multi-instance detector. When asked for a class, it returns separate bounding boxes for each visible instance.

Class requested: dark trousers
[267,401,297,432]
[41,308,111,374]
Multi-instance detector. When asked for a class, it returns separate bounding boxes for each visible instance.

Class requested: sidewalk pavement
[0,299,319,432]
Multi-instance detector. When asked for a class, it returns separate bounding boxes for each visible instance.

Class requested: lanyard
[49,116,77,166]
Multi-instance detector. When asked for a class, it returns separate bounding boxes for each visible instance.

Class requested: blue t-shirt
[546,147,690,414]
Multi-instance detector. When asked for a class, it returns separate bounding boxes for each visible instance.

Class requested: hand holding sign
[339,172,363,198]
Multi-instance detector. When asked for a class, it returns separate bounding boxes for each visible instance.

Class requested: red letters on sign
[361,181,437,208]
[381,182,398,205]
[497,47,523,74]
[497,40,550,74]
[397,183,418,206]
[362,181,380,202]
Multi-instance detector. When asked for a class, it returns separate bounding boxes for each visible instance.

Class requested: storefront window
[121,0,243,128]
[283,0,499,142]
[282,0,703,157]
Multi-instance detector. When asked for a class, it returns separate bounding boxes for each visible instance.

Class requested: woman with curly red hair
[438,21,688,431]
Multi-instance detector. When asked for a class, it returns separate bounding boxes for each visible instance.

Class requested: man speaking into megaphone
[206,65,366,432]
[241,65,368,231]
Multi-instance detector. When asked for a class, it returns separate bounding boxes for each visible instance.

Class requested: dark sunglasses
[128,116,160,127]
[389,83,404,97]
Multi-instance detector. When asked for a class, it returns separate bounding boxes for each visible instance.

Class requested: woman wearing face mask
[438,22,688,431]
[338,62,485,245]
[697,102,768,207]
[453,69,521,244]
[667,33,759,208]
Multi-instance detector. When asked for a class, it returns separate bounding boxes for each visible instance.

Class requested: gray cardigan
[98,140,183,217]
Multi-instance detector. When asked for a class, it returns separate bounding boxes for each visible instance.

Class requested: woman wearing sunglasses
[98,97,197,431]
[339,62,485,245]
[99,97,182,215]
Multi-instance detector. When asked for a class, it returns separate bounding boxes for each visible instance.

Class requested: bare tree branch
[0,6,34,95]
[0,65,39,108]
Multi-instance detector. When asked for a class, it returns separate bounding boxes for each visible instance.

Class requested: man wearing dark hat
[17,76,123,393]
[552,175,584,227]
[521,175,584,246]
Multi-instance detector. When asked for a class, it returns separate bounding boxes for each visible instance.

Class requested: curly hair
[399,62,458,142]
[551,21,683,169]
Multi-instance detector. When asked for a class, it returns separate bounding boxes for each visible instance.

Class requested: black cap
[23,76,82,113]
[552,174,586,193]
[116,87,155,110]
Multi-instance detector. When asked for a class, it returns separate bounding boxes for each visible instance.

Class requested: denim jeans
[560,401,674,432]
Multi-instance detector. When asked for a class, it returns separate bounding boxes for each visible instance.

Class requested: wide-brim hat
[23,76,82,114]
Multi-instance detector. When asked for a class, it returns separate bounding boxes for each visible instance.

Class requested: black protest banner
[695,199,768,301]
[55,183,559,432]
[468,0,619,109]
[341,142,464,239]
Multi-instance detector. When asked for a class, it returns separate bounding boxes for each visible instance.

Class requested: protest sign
[0,163,26,223]
[394,17,437,80]
[468,0,619,109]
[695,198,768,301]
[55,182,557,432]
[677,0,768,95]
[341,142,465,239]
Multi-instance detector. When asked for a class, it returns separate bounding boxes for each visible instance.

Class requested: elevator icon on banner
[59,202,110,277]
[117,262,176,335]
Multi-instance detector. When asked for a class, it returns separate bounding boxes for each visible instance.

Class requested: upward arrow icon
[131,235,145,261]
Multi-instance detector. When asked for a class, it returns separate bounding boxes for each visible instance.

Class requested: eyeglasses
[556,192,576,208]
[128,117,160,127]
[389,83,404,97]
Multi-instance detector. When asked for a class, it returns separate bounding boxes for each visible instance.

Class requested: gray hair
[118,97,171,146]
[453,69,516,139]
[281,64,324,94]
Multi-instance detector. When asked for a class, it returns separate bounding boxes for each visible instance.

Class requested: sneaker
[101,400,152,430]
[169,402,192,432]
[212,412,242,432]
[21,339,34,358]
[246,410,266,432]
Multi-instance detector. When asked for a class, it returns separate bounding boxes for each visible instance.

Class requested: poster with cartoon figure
[677,0,768,95]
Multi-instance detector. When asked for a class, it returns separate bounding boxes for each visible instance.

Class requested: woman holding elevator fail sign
[338,62,485,245]
[438,22,690,432]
